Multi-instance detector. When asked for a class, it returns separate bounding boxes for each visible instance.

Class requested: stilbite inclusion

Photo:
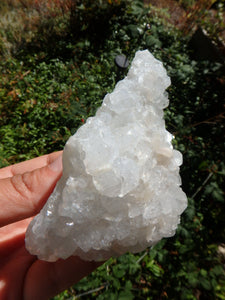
[25,50,187,262]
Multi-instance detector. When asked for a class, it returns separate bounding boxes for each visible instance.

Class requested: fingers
[0,245,36,300]
[0,154,63,228]
[0,151,63,179]
[0,219,32,255]
[23,256,103,300]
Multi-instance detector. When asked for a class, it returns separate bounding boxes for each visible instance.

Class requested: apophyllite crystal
[25,50,187,262]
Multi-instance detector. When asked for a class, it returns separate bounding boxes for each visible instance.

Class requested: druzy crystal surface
[25,50,187,262]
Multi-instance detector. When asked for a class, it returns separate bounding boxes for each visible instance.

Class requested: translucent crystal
[25,50,187,261]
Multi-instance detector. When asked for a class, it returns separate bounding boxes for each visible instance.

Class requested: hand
[0,152,101,300]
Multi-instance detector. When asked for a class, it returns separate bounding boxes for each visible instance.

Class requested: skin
[0,152,101,300]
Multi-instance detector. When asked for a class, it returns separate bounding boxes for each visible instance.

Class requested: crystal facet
[25,50,187,261]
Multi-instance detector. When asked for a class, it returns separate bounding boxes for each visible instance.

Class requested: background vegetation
[0,0,225,299]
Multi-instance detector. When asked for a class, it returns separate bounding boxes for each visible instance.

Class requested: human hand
[0,152,101,300]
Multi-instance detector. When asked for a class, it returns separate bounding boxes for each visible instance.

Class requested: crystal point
[25,50,187,261]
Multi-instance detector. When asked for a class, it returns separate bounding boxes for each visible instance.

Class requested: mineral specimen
[25,50,187,262]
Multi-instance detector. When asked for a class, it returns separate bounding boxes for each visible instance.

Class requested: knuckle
[10,173,33,202]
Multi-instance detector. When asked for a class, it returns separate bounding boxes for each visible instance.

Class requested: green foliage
[0,54,118,166]
[0,0,225,299]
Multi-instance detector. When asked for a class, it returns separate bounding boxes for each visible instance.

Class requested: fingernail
[49,155,63,172]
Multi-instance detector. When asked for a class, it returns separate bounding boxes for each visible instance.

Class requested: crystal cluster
[25,50,187,262]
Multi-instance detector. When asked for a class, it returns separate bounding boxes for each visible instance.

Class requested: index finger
[0,151,63,179]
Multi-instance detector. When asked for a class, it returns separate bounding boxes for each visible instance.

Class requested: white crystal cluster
[25,50,187,262]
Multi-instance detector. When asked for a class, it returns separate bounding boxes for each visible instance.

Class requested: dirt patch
[144,0,225,46]
[144,0,185,28]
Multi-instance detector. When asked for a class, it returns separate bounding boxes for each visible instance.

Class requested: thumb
[0,155,62,228]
